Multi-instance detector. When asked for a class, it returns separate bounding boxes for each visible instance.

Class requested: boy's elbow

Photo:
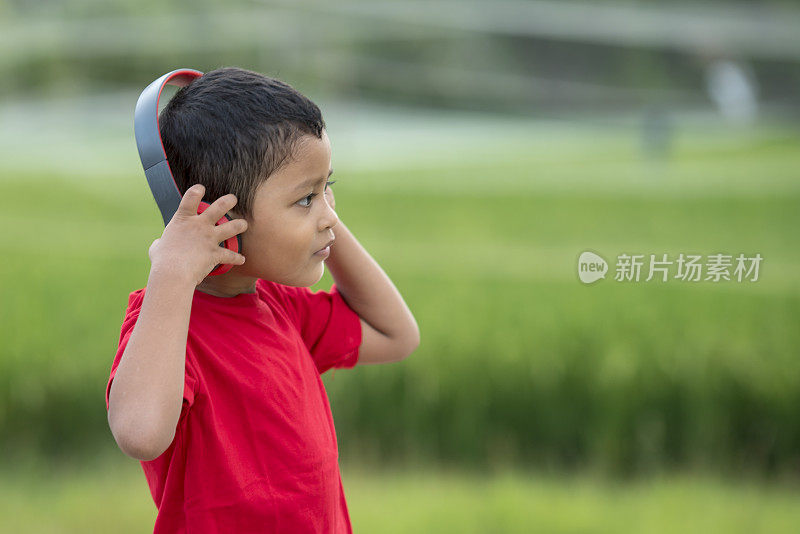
[115,427,173,462]
[108,411,173,461]
[408,328,421,356]
[398,323,421,361]
[410,319,420,348]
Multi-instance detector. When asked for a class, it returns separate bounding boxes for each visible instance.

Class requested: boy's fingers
[219,248,246,266]
[215,218,248,242]
[201,193,238,224]
[176,184,205,215]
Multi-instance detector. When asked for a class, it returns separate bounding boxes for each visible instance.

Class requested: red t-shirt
[104,279,362,533]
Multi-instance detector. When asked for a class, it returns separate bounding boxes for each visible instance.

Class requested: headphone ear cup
[197,204,243,277]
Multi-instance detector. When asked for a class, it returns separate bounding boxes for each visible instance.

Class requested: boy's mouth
[314,238,335,254]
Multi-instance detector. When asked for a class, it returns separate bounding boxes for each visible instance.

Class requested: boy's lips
[314,238,335,254]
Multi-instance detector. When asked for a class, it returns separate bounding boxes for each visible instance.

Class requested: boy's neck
[195,274,258,298]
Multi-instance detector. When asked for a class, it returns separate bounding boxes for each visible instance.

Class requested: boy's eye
[297,180,336,209]
[297,193,317,208]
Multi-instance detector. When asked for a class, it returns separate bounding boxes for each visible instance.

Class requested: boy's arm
[324,218,420,365]
[107,267,195,461]
[107,185,245,461]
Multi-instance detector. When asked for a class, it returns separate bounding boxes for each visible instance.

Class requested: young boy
[105,67,420,533]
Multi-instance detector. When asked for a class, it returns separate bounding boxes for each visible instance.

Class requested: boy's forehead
[280,167,333,192]
[261,161,332,197]
[268,134,332,191]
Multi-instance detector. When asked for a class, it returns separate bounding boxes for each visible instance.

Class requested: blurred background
[1,0,799,532]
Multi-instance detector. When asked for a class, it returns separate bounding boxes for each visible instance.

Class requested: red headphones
[134,68,242,276]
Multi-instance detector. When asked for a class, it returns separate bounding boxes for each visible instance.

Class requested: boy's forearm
[326,220,418,343]
[107,267,195,460]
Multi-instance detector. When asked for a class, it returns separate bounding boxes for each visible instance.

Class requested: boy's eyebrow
[293,169,334,191]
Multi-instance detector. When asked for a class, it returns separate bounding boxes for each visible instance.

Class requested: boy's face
[197,129,338,294]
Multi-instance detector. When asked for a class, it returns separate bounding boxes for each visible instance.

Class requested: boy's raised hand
[148,184,248,286]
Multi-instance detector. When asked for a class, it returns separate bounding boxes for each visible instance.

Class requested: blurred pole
[704,59,759,124]
[640,105,673,163]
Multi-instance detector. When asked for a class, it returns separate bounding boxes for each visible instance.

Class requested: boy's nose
[319,197,339,230]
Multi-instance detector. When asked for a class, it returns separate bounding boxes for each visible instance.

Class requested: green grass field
[0,454,799,533]
[1,114,799,531]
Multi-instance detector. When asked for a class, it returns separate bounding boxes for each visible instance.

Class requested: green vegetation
[0,123,798,479]
[0,454,799,533]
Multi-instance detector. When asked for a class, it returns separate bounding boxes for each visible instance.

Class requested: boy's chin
[260,264,326,288]
[307,263,326,286]
[298,263,326,288]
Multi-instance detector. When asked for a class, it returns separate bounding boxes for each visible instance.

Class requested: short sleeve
[105,289,198,413]
[279,283,363,374]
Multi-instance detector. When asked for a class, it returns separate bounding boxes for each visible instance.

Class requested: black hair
[159,66,326,221]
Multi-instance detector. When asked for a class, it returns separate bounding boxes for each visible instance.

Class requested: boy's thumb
[178,184,204,213]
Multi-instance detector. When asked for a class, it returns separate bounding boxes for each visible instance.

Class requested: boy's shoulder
[121,279,313,317]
